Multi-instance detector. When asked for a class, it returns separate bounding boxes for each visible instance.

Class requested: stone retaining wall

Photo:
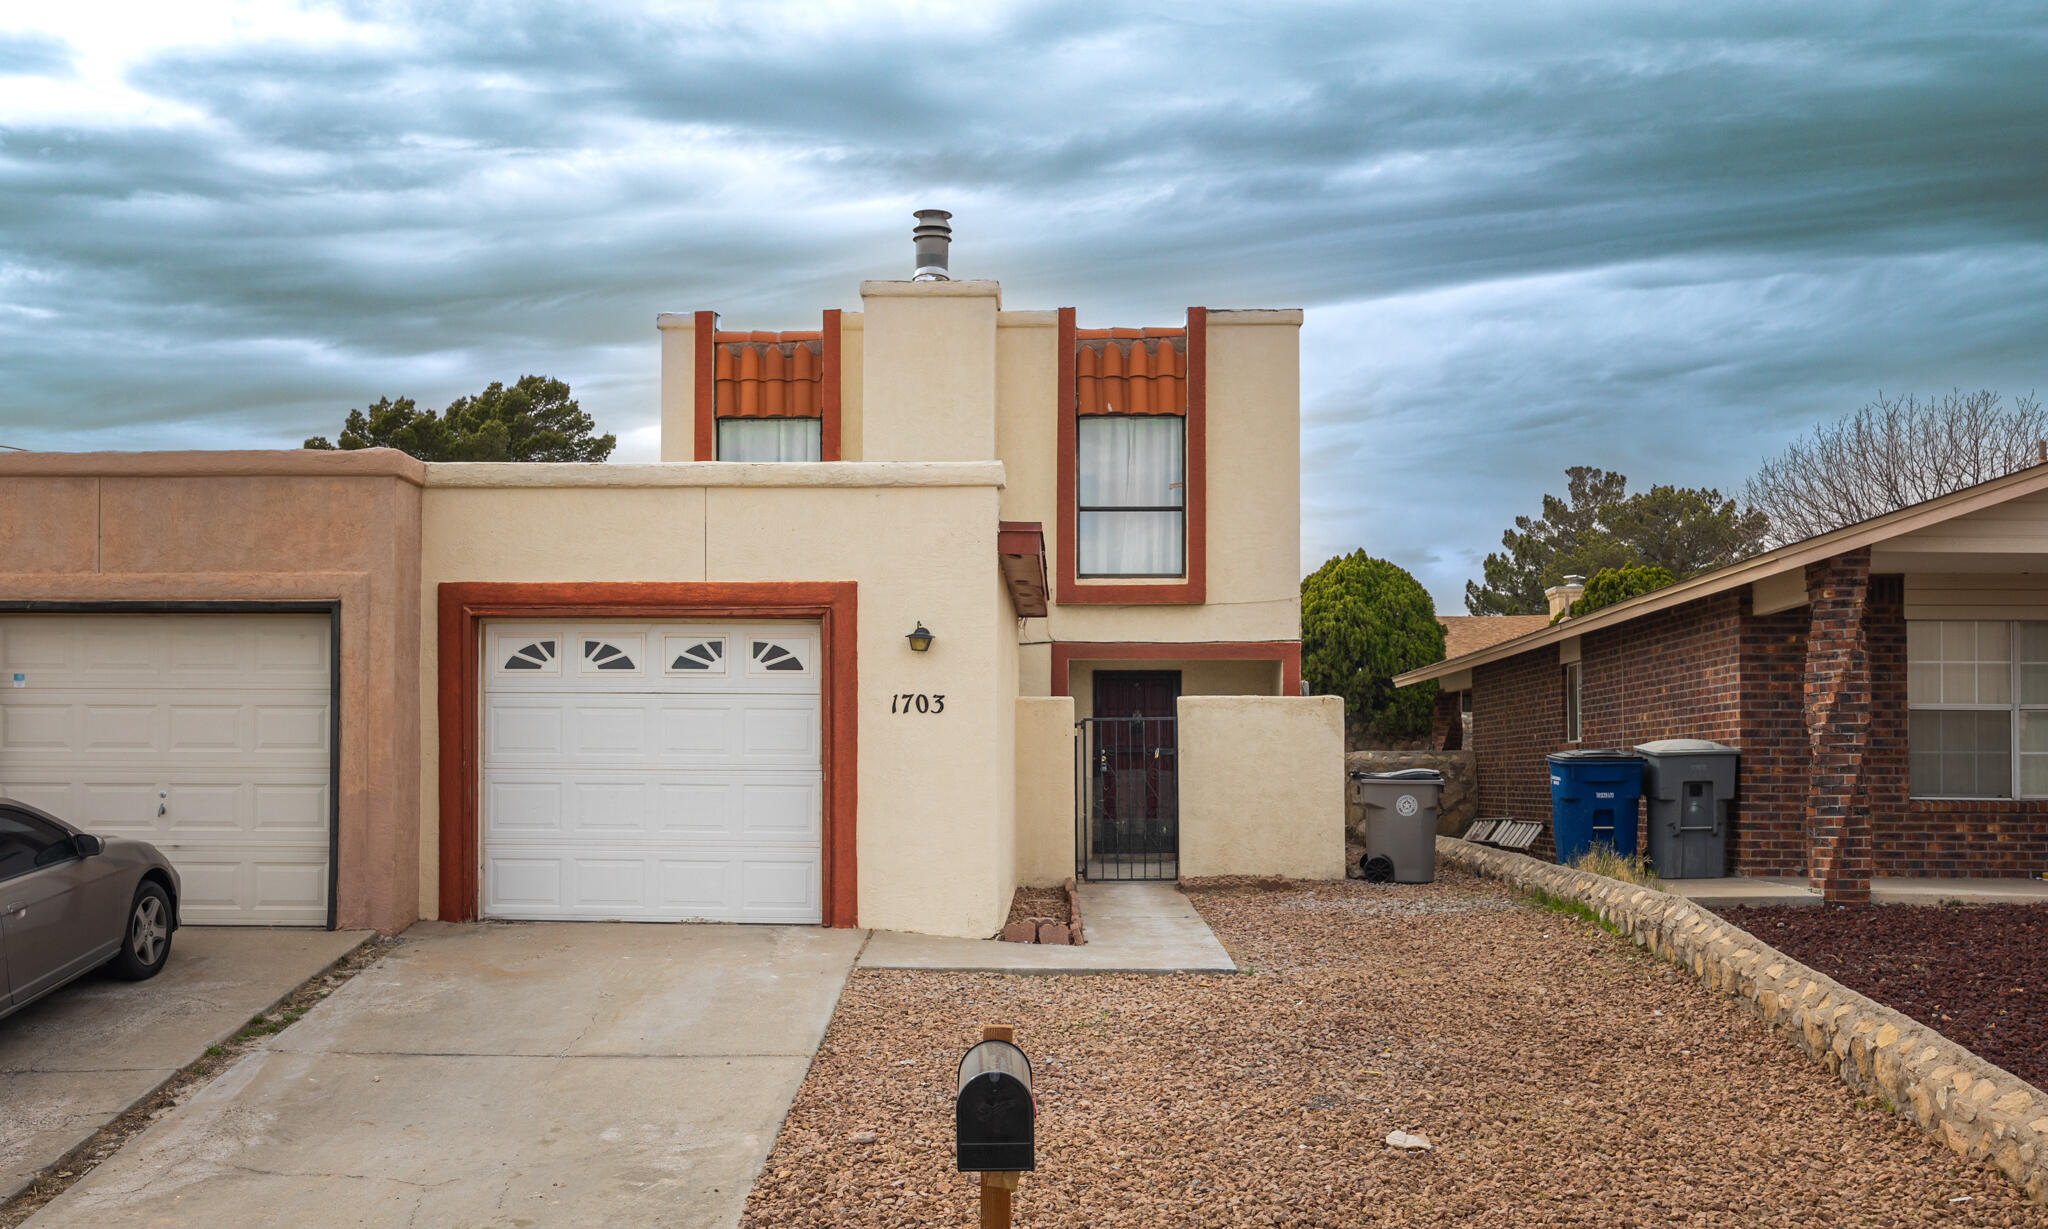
[1437,836,2047,1203]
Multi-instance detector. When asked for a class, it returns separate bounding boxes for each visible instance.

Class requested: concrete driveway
[2,927,370,1201]
[27,921,864,1229]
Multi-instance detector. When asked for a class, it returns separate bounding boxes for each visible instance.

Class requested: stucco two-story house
[0,220,1341,940]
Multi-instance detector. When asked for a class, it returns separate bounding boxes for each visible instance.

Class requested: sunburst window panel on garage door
[0,614,333,925]
[481,622,823,922]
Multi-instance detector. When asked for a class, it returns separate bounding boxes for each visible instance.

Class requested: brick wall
[1731,604,1809,874]
[1471,645,1563,858]
[1804,551,1875,903]
[1865,575,2048,875]
[1472,596,1750,862]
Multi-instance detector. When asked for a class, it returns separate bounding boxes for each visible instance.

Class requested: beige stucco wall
[416,462,1017,939]
[0,450,426,934]
[860,280,999,462]
[991,306,1303,649]
[656,313,696,463]
[994,311,1059,525]
[1177,695,1345,880]
[839,312,865,461]
[1013,696,1076,887]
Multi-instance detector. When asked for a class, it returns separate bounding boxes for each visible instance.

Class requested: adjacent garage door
[481,621,822,922]
[0,613,333,925]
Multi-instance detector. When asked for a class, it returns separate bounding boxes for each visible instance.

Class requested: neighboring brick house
[1430,615,1549,748]
[1397,468,2048,903]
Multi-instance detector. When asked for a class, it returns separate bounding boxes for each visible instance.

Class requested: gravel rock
[742,873,2048,1227]
[1384,1130,1432,1151]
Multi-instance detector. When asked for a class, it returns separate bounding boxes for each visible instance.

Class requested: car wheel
[109,883,174,981]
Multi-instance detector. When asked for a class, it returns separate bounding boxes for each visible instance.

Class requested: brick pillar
[1431,689,1463,751]
[1804,549,1873,904]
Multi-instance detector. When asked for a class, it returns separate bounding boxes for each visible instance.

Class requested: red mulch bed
[1721,904,2048,1088]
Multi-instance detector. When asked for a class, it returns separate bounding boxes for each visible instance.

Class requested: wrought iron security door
[1075,671,1179,881]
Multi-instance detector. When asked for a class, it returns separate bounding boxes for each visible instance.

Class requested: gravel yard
[1722,903,2048,1090]
[742,872,2048,1227]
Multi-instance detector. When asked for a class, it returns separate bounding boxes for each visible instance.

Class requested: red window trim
[692,310,844,462]
[1050,640,1300,697]
[1056,306,1208,605]
[436,581,859,927]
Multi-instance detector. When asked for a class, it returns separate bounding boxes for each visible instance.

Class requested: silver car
[1,798,181,1020]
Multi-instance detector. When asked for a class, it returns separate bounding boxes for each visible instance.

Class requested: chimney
[912,209,952,280]
[1545,574,1586,619]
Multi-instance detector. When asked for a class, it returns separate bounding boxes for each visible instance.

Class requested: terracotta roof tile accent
[1075,327,1186,416]
[713,330,824,419]
[1439,615,1553,661]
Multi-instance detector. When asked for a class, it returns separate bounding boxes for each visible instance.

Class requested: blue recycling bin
[1546,750,1645,864]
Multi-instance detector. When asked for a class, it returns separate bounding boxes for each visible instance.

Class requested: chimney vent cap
[912,208,953,281]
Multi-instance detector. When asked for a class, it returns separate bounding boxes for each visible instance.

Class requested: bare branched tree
[1744,390,2046,545]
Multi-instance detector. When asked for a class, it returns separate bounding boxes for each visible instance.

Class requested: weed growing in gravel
[1526,887,1624,937]
[1568,847,1661,888]
[233,1007,305,1042]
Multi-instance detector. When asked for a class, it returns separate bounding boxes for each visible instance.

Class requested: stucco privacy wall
[0,450,426,934]
[1440,837,2048,1203]
[1014,696,1077,887]
[416,462,1016,938]
[1177,696,1345,880]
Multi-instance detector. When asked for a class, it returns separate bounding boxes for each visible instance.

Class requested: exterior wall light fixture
[906,622,935,653]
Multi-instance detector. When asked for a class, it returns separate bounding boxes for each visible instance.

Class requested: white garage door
[0,613,332,926]
[482,621,822,923]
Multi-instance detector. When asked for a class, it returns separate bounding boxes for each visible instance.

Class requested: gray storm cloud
[2,1,2044,606]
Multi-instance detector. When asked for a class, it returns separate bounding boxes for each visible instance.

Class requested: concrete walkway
[859,881,1236,972]
[26,922,864,1229]
[1661,874,2048,909]
[2,927,369,1202]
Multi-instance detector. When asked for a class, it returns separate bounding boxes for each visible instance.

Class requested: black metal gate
[1075,716,1177,881]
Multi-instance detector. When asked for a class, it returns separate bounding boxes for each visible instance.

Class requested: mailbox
[955,1038,1034,1173]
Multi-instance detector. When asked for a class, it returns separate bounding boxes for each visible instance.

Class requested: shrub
[1301,551,1445,738]
[1565,563,1677,619]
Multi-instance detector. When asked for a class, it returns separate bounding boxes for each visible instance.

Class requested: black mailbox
[955,1038,1034,1173]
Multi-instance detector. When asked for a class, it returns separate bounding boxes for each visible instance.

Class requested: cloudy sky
[4,2,2045,608]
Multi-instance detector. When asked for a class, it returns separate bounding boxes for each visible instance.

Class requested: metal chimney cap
[912,209,953,281]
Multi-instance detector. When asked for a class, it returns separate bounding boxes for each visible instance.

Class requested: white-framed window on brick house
[1906,619,2030,799]
[1563,662,1583,743]
[1076,416,1184,577]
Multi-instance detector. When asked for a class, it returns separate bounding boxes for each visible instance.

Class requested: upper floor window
[717,418,821,462]
[1076,416,1184,577]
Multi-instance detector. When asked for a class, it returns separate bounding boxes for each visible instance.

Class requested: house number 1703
[891,693,945,714]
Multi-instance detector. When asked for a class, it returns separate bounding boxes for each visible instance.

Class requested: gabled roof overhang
[1396,461,2048,687]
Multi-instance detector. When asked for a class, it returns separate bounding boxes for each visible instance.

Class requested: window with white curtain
[1076,416,1184,577]
[1906,618,2039,798]
[717,418,821,462]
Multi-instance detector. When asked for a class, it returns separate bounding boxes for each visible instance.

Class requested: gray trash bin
[1349,769,1443,883]
[1633,739,1738,879]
